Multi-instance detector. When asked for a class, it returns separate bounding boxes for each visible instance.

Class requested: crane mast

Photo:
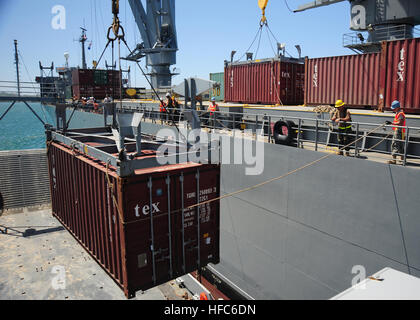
[127,0,178,89]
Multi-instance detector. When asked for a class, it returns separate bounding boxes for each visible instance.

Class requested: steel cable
[18,51,49,124]
[235,25,263,63]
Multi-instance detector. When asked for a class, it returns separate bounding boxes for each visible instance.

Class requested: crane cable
[18,51,49,123]
[95,0,187,144]
[235,25,263,63]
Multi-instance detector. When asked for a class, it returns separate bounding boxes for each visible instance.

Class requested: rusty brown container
[71,69,122,99]
[380,37,420,114]
[71,69,94,86]
[224,58,304,105]
[305,53,381,108]
[304,53,382,108]
[47,141,220,298]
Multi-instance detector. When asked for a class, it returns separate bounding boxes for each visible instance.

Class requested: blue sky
[0,0,355,88]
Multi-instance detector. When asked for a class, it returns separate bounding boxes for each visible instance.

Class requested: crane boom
[294,0,346,13]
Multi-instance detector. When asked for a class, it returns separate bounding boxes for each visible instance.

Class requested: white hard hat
[166,93,171,98]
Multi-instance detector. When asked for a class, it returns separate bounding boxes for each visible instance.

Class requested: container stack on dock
[71,69,122,100]
[46,127,220,298]
[224,57,305,105]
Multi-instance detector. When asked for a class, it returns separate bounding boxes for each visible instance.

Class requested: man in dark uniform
[331,99,353,156]
[387,100,406,164]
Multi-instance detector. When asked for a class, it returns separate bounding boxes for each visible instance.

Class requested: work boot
[345,151,350,157]
[336,151,343,156]
[387,156,397,164]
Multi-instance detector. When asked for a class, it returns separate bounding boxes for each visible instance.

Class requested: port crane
[294,0,420,53]
[125,0,178,89]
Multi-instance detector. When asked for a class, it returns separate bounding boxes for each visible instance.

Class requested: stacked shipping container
[224,58,305,105]
[304,53,381,108]
[380,38,420,114]
[219,38,419,113]
[72,69,122,100]
[305,37,420,113]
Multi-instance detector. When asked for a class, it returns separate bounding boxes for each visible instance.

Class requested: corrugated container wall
[304,53,381,108]
[209,72,224,102]
[47,142,220,298]
[224,59,304,105]
[381,38,420,113]
[71,69,122,100]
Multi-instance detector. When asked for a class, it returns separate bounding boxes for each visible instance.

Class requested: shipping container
[72,69,122,100]
[380,37,420,114]
[46,127,220,298]
[93,70,108,86]
[304,53,381,108]
[209,72,224,102]
[71,69,94,86]
[224,57,304,105]
[72,83,122,100]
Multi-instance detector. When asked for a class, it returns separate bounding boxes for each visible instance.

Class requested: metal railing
[62,103,420,166]
[132,106,420,166]
[343,25,420,48]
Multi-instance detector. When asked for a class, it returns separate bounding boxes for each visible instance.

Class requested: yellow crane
[258,0,269,24]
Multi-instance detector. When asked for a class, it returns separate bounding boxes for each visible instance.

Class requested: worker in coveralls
[387,100,406,164]
[207,97,219,128]
[331,99,353,156]
[159,93,171,124]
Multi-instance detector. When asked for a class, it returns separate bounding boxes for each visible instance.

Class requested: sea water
[0,103,52,151]
[0,103,106,151]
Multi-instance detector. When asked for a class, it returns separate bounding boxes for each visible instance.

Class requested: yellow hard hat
[335,99,345,108]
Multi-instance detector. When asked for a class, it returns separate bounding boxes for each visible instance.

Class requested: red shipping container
[304,53,381,108]
[72,85,121,100]
[47,141,220,298]
[224,58,304,105]
[380,38,420,114]
[71,69,94,86]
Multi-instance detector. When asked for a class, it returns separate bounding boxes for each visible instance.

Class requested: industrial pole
[80,28,88,69]
[14,40,21,97]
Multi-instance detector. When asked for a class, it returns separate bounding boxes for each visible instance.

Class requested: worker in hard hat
[207,97,219,128]
[159,95,169,124]
[164,92,179,123]
[386,100,406,164]
[331,100,353,156]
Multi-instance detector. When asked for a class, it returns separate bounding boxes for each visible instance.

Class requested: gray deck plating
[0,209,186,300]
[19,106,420,299]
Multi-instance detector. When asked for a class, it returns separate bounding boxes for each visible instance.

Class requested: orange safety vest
[208,103,217,115]
[393,111,406,133]
[199,292,208,300]
[160,103,167,113]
